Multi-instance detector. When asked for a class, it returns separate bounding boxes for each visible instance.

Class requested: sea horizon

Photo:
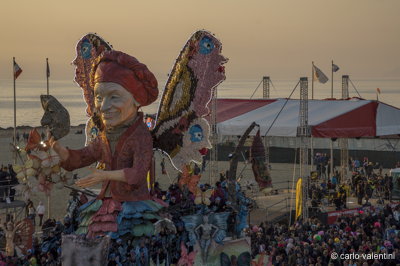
[0,77,399,128]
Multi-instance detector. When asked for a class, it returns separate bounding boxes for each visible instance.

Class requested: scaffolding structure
[209,88,219,184]
[340,75,350,183]
[263,76,270,166]
[263,76,270,99]
[342,75,350,99]
[297,77,310,219]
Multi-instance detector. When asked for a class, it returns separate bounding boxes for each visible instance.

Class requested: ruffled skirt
[76,198,164,239]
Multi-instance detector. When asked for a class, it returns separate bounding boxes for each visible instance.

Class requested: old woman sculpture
[50,50,160,237]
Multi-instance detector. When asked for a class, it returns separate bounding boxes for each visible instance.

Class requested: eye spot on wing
[189,124,204,142]
[81,40,92,59]
[199,36,214,55]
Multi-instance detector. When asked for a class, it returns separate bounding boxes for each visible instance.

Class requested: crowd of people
[13,131,46,144]
[310,155,395,212]
[248,203,400,265]
[1,153,400,265]
[0,165,18,203]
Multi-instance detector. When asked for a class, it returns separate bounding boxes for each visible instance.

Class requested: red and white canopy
[216,98,400,138]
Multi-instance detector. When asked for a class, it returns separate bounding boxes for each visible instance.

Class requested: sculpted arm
[76,128,153,188]
[195,224,202,239]
[50,136,100,171]
[75,168,126,188]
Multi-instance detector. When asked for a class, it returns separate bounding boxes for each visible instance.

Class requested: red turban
[91,50,158,107]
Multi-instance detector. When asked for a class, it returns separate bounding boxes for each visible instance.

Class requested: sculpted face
[94,82,138,128]
[172,118,212,169]
[189,32,228,116]
[40,95,70,140]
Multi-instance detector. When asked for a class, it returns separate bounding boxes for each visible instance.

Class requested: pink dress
[60,112,159,237]
[61,112,153,202]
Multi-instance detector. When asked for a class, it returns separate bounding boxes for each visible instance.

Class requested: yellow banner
[296,178,302,219]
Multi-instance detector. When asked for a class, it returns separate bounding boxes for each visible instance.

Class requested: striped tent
[215,98,400,138]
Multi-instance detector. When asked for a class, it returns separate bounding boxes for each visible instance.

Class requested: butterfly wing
[14,218,34,255]
[73,33,112,145]
[152,30,227,170]
[73,33,112,116]
[209,212,230,244]
[181,214,203,246]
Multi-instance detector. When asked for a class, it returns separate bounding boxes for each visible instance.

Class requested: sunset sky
[0,0,399,82]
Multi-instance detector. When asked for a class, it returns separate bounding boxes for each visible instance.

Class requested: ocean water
[0,77,399,128]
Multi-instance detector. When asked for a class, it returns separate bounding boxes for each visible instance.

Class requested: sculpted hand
[75,168,106,188]
[48,135,69,162]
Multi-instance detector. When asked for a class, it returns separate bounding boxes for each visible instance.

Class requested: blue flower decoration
[81,40,92,59]
[189,124,204,142]
[199,36,214,54]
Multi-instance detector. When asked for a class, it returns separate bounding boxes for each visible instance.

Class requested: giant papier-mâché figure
[50,30,227,239]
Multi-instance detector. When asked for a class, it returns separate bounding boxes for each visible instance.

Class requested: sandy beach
[0,126,390,225]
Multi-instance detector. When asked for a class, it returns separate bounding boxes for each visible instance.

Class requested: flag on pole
[376,88,381,94]
[313,65,329,84]
[46,59,50,78]
[332,63,340,72]
[13,61,22,79]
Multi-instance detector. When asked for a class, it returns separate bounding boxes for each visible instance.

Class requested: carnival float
[4,30,272,265]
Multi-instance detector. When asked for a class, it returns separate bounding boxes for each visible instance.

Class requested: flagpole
[46,58,49,95]
[311,61,314,100]
[13,57,17,164]
[330,61,334,180]
[331,60,334,98]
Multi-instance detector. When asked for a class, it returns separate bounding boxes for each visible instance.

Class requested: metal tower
[209,88,219,185]
[340,75,350,183]
[297,77,310,220]
[263,76,270,99]
[263,76,270,167]
[342,75,349,99]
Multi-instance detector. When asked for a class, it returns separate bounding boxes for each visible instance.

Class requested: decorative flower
[12,128,71,196]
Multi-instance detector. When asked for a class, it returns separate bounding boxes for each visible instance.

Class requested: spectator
[37,201,46,226]
[331,174,338,190]
[26,199,36,225]
[26,199,34,217]
[0,167,9,202]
